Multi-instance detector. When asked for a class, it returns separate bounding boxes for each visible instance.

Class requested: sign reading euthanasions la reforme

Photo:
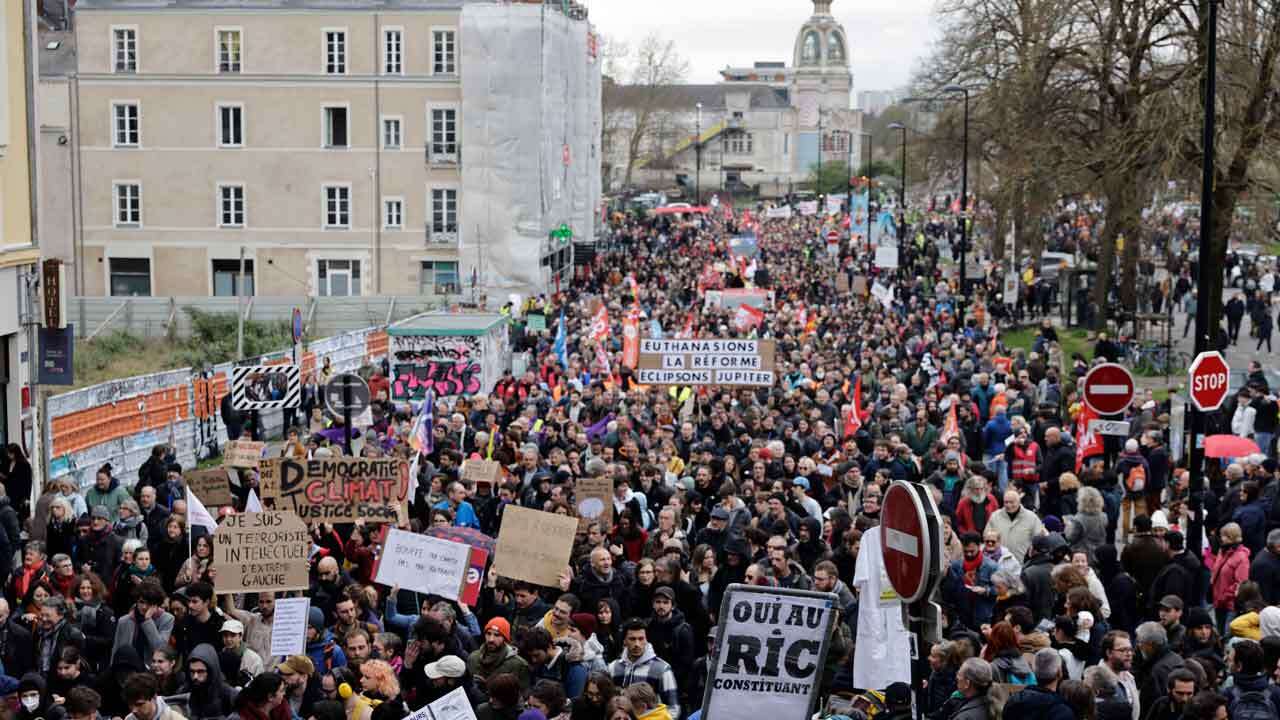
[702,584,837,720]
[636,338,775,387]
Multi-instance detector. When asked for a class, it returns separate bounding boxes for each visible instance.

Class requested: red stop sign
[826,229,840,243]
[1082,363,1136,415]
[880,482,933,603]
[1188,351,1230,411]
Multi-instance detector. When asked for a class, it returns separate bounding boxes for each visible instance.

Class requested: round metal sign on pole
[880,481,938,604]
[1188,351,1230,412]
[292,308,304,343]
[826,229,840,243]
[1082,362,1136,416]
[324,373,370,418]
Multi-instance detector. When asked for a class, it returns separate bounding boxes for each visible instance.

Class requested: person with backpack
[1222,639,1280,720]
[1114,440,1149,543]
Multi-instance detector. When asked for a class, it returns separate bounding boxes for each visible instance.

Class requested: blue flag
[650,319,664,339]
[554,310,568,368]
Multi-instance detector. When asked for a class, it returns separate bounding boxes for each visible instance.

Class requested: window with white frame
[384,28,402,74]
[382,117,402,149]
[432,30,455,74]
[430,188,457,235]
[728,132,753,155]
[419,261,459,295]
[218,104,244,147]
[324,106,349,148]
[113,182,141,226]
[113,27,137,72]
[324,185,351,228]
[317,259,360,297]
[383,198,403,229]
[325,30,347,74]
[218,184,245,227]
[217,29,242,73]
[112,102,139,147]
[430,108,457,158]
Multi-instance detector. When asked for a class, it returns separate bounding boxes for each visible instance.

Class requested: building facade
[43,0,599,301]
[603,0,863,199]
[1,0,41,456]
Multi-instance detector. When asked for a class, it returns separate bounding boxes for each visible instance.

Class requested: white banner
[798,201,819,216]
[269,597,310,657]
[374,529,471,601]
[704,585,836,720]
[874,246,899,269]
[765,206,792,219]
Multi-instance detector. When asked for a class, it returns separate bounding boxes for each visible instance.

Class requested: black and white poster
[703,584,837,720]
[231,364,301,410]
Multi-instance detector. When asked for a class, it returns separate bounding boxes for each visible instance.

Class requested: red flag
[622,310,641,368]
[589,304,609,342]
[1075,405,1104,471]
[940,397,961,444]
[843,377,865,438]
[733,304,764,331]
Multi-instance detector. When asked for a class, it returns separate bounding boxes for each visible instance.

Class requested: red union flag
[622,311,641,368]
[733,304,764,331]
[589,304,609,342]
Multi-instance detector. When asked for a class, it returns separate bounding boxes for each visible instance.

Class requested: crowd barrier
[46,326,391,490]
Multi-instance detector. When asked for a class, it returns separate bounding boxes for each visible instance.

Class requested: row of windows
[110,182,459,233]
[110,101,457,153]
[107,256,458,297]
[111,26,456,75]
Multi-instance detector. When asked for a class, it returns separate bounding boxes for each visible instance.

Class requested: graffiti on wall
[391,335,484,399]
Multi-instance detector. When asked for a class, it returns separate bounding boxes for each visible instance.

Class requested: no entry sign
[1082,363,1136,416]
[826,229,840,243]
[1188,351,1230,411]
[880,481,942,604]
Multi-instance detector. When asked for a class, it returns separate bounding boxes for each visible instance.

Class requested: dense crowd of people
[0,200,1276,720]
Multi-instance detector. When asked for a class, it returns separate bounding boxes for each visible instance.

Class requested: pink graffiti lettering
[392,361,483,399]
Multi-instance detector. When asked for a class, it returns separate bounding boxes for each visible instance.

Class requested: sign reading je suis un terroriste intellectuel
[636,338,776,387]
[258,457,409,523]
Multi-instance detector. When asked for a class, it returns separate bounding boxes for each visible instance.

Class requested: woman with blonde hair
[355,659,404,720]
[1065,484,1108,562]
[1209,522,1252,632]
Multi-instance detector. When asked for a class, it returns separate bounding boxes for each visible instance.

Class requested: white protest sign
[871,282,894,309]
[269,597,310,657]
[765,206,792,219]
[874,245,899,269]
[428,686,477,720]
[703,585,837,720]
[374,529,470,601]
[798,201,819,216]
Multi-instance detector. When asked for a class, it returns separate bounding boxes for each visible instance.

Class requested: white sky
[585,0,941,94]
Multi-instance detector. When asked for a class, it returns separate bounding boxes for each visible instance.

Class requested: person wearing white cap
[219,618,263,684]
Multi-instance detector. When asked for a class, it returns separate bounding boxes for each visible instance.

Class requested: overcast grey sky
[587,0,940,93]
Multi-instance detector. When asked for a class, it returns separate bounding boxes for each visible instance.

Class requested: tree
[600,33,690,189]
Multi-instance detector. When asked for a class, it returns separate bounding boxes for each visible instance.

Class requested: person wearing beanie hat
[467,617,529,692]
[305,606,347,675]
[1182,607,1224,658]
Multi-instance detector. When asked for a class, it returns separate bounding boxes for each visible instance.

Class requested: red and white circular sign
[1082,363,1136,416]
[826,229,840,243]
[1188,351,1230,412]
[880,481,932,603]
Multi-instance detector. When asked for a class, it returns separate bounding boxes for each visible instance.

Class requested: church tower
[792,0,852,129]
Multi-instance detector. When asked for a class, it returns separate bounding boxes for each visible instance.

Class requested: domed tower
[792,0,852,129]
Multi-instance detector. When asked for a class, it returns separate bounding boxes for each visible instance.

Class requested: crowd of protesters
[0,199,1276,720]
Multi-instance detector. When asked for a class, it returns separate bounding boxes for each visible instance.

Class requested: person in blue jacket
[433,481,481,530]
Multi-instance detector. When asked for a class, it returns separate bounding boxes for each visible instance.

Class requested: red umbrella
[426,525,496,554]
[1204,435,1261,459]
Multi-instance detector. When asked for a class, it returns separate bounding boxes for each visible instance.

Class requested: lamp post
[888,122,907,275]
[817,108,824,198]
[944,84,971,323]
[861,131,873,254]
[694,102,703,204]
[843,131,853,221]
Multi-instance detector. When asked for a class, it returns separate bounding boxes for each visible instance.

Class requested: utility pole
[236,246,246,360]
[1188,0,1222,558]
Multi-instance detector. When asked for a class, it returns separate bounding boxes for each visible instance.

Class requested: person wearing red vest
[1005,429,1043,511]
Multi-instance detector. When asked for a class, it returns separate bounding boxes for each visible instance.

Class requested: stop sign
[1188,351,1231,411]
[880,481,940,604]
[1082,363,1136,416]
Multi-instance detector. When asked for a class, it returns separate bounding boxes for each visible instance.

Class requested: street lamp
[861,130,873,253]
[695,102,703,204]
[943,84,971,323]
[888,122,908,274]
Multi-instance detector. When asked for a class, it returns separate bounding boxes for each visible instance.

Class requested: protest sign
[875,246,899,269]
[184,468,234,507]
[871,282,894,309]
[374,529,471,601]
[575,476,613,530]
[404,686,477,720]
[259,457,409,524]
[703,584,837,720]
[212,511,311,594]
[224,440,265,469]
[461,459,501,487]
[526,314,547,333]
[765,206,792,219]
[269,597,310,656]
[460,548,489,607]
[636,338,776,387]
[836,274,850,294]
[491,505,578,587]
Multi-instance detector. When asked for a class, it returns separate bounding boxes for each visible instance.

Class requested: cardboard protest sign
[269,597,310,656]
[491,505,578,588]
[374,529,471,601]
[212,511,311,594]
[851,276,868,296]
[636,338,776,387]
[703,585,838,720]
[836,273,850,294]
[262,457,409,524]
[461,459,501,487]
[224,440,265,469]
[575,476,613,530]
[184,468,234,507]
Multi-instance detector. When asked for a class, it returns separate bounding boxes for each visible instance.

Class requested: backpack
[1230,690,1278,720]
[1124,463,1146,493]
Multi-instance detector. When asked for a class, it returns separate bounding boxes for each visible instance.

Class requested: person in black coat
[1148,531,1196,621]
[1251,529,1280,605]
[1097,544,1140,635]
[1,444,33,521]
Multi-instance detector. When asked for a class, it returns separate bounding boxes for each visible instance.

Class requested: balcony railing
[425,225,459,246]
[426,143,460,165]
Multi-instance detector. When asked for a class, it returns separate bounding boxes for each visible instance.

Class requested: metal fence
[72,295,456,340]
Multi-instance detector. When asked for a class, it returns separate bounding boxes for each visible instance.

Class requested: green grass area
[1266,241,1280,256]
[71,308,293,391]
[1002,326,1092,360]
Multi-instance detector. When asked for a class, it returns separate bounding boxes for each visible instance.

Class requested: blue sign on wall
[38,325,75,386]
